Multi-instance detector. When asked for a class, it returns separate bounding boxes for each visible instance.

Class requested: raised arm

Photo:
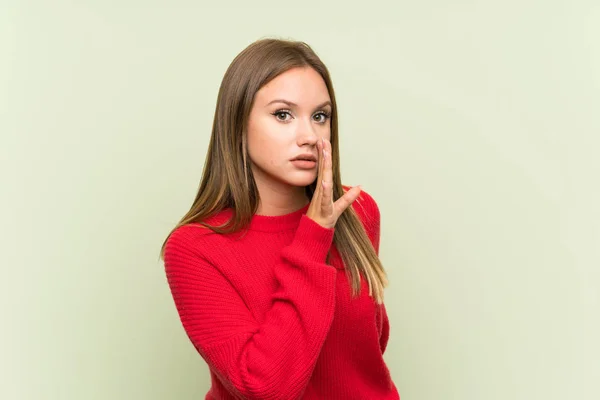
[164,215,337,400]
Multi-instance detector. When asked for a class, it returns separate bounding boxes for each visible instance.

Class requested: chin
[280,173,317,188]
[286,178,316,188]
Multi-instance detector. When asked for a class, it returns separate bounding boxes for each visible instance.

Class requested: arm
[164,215,337,400]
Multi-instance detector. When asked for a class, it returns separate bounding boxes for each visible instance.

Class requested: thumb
[334,185,362,216]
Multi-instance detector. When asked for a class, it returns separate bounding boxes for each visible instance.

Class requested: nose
[296,118,320,147]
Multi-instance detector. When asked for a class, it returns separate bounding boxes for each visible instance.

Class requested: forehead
[256,67,330,105]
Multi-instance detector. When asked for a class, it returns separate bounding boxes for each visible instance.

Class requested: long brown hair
[159,38,389,304]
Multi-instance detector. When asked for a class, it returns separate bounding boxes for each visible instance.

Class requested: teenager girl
[160,38,400,400]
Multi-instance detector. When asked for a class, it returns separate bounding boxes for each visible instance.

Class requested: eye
[272,109,293,122]
[313,111,331,124]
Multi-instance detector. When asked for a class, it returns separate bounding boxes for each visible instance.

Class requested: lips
[291,154,317,162]
[291,159,317,169]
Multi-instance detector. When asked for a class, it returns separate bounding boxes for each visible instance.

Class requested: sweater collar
[211,202,311,233]
[248,202,311,232]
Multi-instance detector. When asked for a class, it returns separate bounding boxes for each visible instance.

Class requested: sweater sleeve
[164,215,337,400]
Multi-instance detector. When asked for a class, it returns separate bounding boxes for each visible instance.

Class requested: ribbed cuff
[291,215,336,263]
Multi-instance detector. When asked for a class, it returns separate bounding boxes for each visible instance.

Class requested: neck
[254,185,309,216]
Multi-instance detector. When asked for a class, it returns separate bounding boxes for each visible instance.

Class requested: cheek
[247,118,269,155]
[249,115,278,144]
[248,130,286,167]
[247,114,297,167]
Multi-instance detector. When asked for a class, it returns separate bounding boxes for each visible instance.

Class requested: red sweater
[164,189,400,400]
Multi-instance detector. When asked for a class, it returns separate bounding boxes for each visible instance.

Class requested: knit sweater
[164,188,400,400]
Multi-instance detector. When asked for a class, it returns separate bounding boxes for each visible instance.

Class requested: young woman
[160,38,399,399]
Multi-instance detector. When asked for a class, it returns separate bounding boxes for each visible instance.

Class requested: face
[246,66,332,194]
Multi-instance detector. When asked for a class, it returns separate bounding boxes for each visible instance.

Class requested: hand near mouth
[305,138,362,230]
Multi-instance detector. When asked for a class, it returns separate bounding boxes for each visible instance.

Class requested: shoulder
[166,207,235,250]
[164,222,217,262]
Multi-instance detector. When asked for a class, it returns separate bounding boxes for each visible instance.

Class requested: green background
[2,1,598,399]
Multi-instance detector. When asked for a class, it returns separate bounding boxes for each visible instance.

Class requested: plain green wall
[2,1,599,399]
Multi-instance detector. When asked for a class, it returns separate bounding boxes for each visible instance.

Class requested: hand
[306,138,362,229]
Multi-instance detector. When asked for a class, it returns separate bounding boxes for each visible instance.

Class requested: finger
[321,140,333,212]
[319,138,326,182]
[323,139,333,192]
[333,185,362,216]
[313,138,323,198]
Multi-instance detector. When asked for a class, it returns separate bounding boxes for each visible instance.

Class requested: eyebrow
[266,99,332,109]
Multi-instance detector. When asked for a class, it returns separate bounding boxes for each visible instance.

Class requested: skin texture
[247,66,362,226]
